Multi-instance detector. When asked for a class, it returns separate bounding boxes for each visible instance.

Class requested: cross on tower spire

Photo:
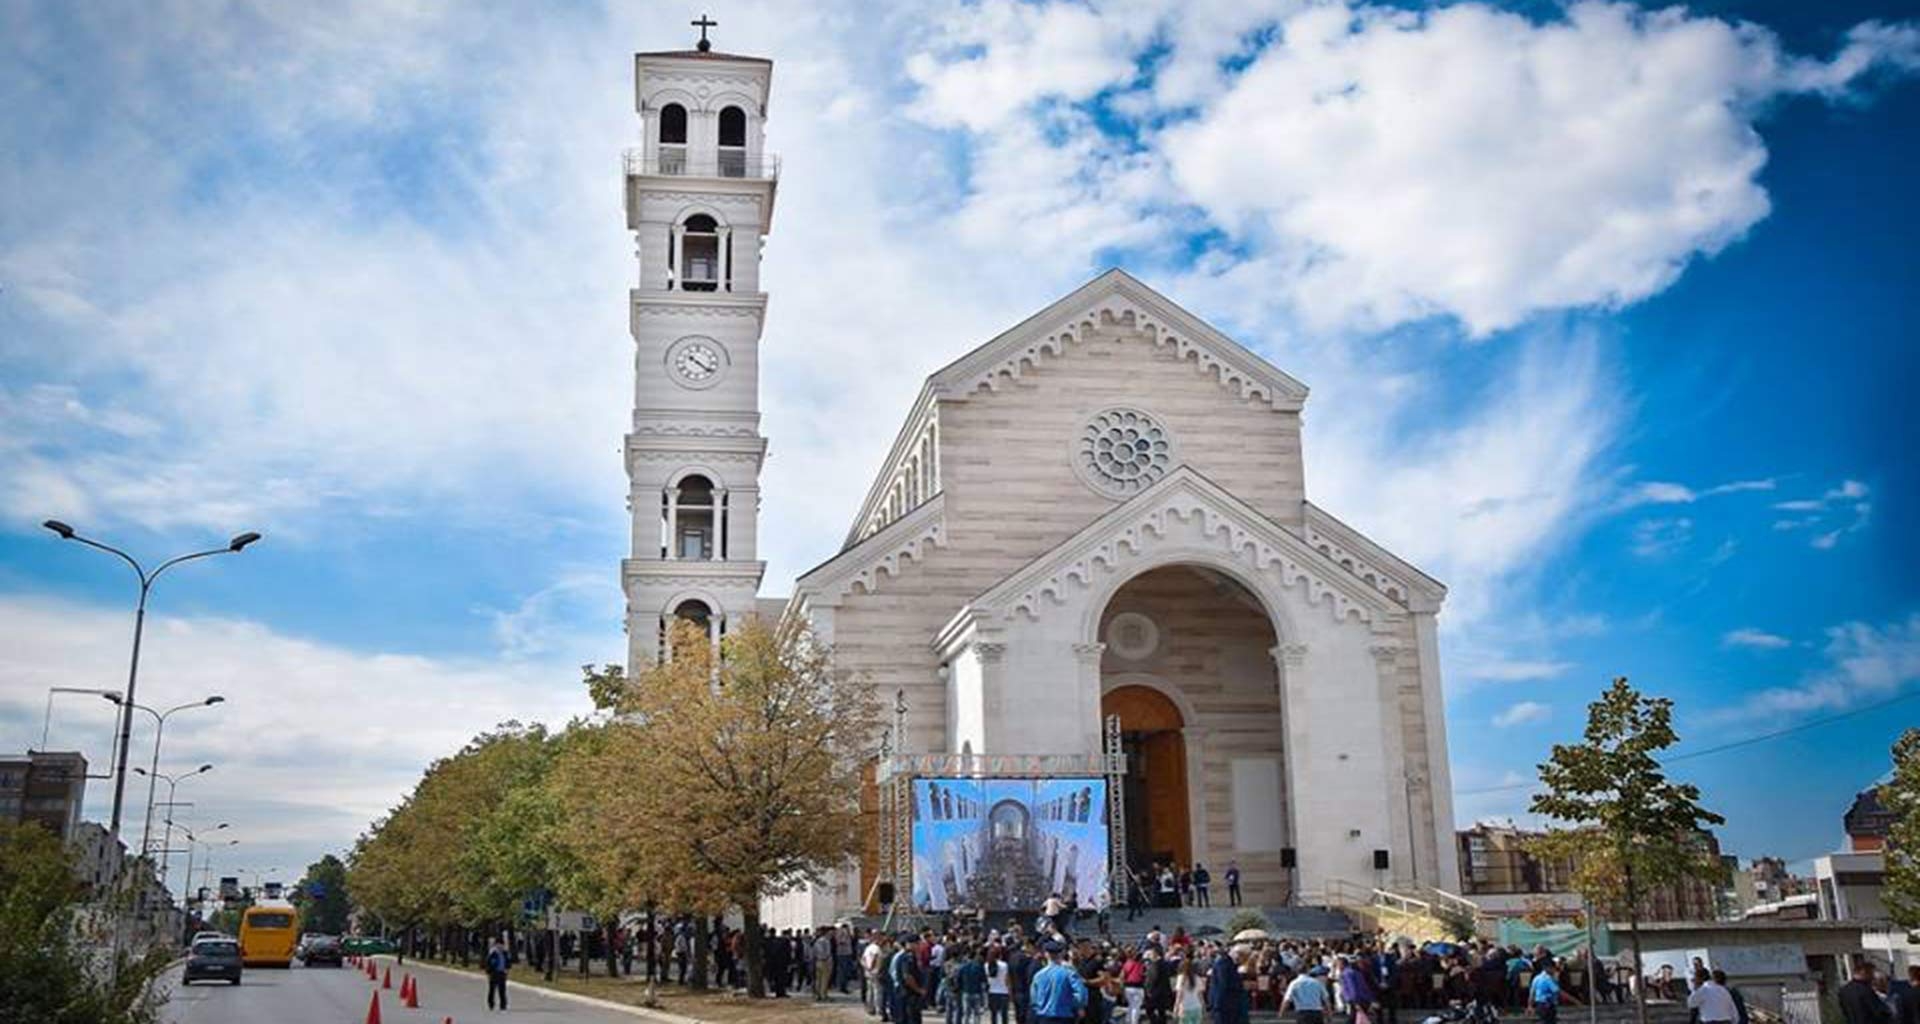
[691,13,717,52]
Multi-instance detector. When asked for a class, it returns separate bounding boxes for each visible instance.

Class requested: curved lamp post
[132,764,211,881]
[41,520,260,844]
[110,694,225,860]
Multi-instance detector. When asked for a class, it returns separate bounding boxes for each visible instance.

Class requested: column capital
[1072,642,1107,666]
[1271,642,1309,669]
[974,641,1007,665]
[1368,642,1402,668]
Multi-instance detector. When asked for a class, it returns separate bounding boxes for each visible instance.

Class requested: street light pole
[133,764,212,881]
[39,687,122,770]
[40,521,261,846]
[179,824,228,904]
[115,695,226,859]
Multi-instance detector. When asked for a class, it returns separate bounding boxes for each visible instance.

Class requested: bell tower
[622,26,777,671]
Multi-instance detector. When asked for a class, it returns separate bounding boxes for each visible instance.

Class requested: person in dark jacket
[766,929,792,997]
[485,937,512,1011]
[1840,961,1892,1024]
[1144,947,1176,1024]
[1208,947,1251,1024]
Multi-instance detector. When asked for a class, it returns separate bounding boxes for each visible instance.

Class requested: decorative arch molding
[964,469,1404,639]
[659,586,728,619]
[1099,672,1203,731]
[664,463,732,490]
[645,88,702,115]
[673,201,733,229]
[796,494,948,603]
[930,270,1309,413]
[705,90,760,116]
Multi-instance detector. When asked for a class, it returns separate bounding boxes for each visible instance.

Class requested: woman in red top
[1122,951,1149,1023]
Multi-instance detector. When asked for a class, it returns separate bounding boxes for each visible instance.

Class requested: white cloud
[0,592,593,892]
[1631,516,1694,558]
[1462,660,1575,684]
[1156,2,1920,333]
[1493,701,1552,728]
[1728,613,1920,718]
[1766,479,1872,549]
[1620,477,1775,508]
[1723,628,1791,651]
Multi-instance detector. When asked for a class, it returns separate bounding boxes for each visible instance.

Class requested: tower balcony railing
[624,146,780,181]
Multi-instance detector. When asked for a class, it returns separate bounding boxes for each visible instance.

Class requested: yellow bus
[238,902,299,967]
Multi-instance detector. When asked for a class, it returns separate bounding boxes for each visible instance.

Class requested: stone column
[717,487,730,560]
[664,485,679,559]
[1369,639,1415,888]
[1270,642,1307,900]
[1182,723,1212,874]
[1073,642,1106,757]
[669,224,685,289]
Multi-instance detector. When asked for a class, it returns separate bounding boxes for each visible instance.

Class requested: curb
[376,955,707,1024]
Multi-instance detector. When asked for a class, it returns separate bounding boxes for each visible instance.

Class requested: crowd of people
[844,921,1637,1024]
[467,908,1920,1024]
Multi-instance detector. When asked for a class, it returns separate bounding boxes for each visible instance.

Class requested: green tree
[1529,678,1726,1024]
[561,617,880,997]
[0,821,167,1024]
[293,854,352,935]
[1881,727,1920,929]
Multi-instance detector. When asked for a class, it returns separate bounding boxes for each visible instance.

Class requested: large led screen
[909,777,1109,912]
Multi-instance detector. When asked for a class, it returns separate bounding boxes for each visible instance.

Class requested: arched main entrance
[1102,684,1190,875]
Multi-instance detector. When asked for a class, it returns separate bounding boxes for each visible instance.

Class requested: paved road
[159,957,653,1023]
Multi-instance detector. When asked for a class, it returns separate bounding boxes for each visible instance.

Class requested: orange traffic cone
[404,975,420,1009]
[364,990,383,1024]
[382,964,392,989]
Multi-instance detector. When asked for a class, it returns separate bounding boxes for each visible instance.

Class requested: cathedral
[621,39,1459,928]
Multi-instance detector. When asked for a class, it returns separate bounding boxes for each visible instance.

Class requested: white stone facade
[622,48,775,670]
[778,270,1462,926]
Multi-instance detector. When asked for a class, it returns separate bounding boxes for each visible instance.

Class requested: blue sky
[1,0,1916,891]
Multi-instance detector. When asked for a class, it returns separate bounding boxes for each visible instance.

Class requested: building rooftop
[635,49,771,64]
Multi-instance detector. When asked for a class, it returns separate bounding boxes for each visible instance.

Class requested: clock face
[672,341,722,384]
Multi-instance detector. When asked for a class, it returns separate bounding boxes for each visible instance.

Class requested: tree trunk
[743,905,766,998]
[691,915,710,990]
[606,920,620,978]
[1625,858,1648,1024]
[646,906,657,984]
[545,928,557,982]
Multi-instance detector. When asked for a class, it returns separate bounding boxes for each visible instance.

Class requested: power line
[1456,689,1920,796]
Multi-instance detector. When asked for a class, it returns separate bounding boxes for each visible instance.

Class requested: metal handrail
[623,147,780,181]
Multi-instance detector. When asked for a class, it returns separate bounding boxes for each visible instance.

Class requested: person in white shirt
[862,934,888,1017]
[1687,974,1739,1024]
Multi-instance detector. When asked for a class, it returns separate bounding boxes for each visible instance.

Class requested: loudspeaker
[1280,847,1297,869]
[1373,849,1391,871]
[876,881,896,907]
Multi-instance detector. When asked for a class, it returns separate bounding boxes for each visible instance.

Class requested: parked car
[183,937,243,986]
[341,935,396,956]
[302,935,344,966]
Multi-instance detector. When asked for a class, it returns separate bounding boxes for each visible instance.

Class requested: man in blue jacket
[1208,946,1250,1024]
[1030,942,1088,1024]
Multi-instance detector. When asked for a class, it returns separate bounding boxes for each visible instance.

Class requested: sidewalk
[377,955,871,1024]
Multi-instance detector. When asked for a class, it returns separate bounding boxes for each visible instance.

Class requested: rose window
[1075,408,1175,496]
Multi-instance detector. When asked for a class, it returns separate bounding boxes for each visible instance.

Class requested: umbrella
[1234,928,1271,942]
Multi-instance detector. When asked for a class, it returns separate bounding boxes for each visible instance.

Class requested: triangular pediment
[927,268,1309,411]
[956,466,1414,631]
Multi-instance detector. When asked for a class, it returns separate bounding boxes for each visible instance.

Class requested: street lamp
[132,764,212,880]
[40,520,261,844]
[108,694,226,860]
[39,687,122,773]
[178,823,229,903]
